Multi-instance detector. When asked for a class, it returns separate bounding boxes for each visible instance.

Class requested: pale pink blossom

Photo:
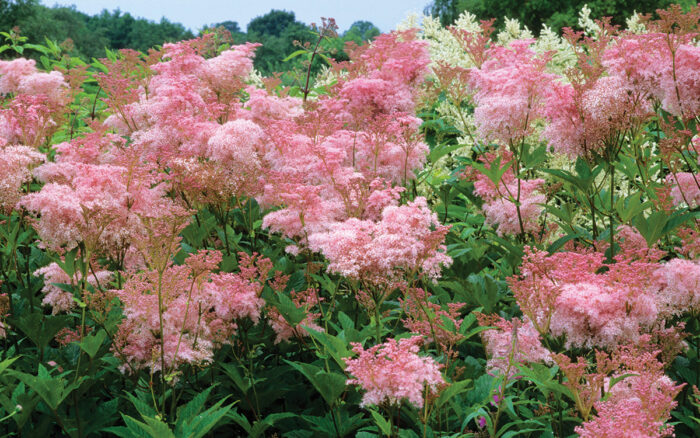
[0,58,37,94]
[478,314,552,377]
[345,336,444,408]
[471,40,553,144]
[114,251,272,373]
[654,258,700,316]
[308,198,451,285]
[0,145,45,213]
[34,262,112,315]
[666,172,700,208]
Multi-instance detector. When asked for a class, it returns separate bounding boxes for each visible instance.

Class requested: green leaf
[0,356,19,376]
[615,191,651,223]
[369,409,391,437]
[125,391,158,419]
[174,387,233,438]
[285,360,346,406]
[283,49,307,62]
[520,144,547,170]
[471,157,512,186]
[176,387,213,426]
[220,362,251,394]
[546,233,582,253]
[428,142,465,163]
[272,292,306,326]
[141,416,176,437]
[304,326,352,369]
[23,43,50,55]
[11,366,83,411]
[435,379,471,410]
[113,414,175,438]
[633,211,669,247]
[230,411,296,438]
[13,313,71,351]
[228,410,252,434]
[54,247,79,277]
[79,329,107,358]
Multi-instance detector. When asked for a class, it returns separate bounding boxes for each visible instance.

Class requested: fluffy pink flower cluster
[50,31,448,288]
[543,74,651,158]
[20,161,166,253]
[573,344,684,438]
[344,336,445,408]
[508,246,697,349]
[470,40,554,144]
[97,37,275,208]
[550,280,658,349]
[254,31,452,286]
[477,314,552,377]
[308,198,451,285]
[470,149,545,236]
[653,258,700,316]
[666,172,700,208]
[604,30,700,119]
[113,250,270,373]
[0,145,45,213]
[0,58,69,146]
[34,262,112,315]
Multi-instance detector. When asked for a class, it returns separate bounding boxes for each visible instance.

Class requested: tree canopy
[1,0,193,59]
[2,4,380,76]
[424,0,696,33]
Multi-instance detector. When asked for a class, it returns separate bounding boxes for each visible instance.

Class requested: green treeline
[8,0,688,75]
[0,1,379,75]
[1,0,193,59]
[424,0,698,33]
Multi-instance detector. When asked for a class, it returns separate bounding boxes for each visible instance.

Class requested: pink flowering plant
[0,4,698,438]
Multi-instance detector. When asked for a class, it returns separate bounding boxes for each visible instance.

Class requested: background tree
[244,9,313,73]
[321,20,380,63]
[0,0,36,32]
[425,0,697,33]
[2,2,193,59]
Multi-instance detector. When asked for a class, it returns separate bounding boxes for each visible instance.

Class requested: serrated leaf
[11,366,83,411]
[285,360,346,406]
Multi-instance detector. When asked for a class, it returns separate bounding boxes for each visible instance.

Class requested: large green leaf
[285,360,347,407]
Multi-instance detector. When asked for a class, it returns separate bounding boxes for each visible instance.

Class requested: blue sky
[42,0,430,33]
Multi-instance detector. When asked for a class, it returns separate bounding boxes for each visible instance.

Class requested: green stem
[156,269,167,417]
[374,301,382,344]
[608,164,615,263]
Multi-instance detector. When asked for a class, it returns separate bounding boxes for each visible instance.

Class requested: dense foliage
[0,0,194,59]
[0,2,379,76]
[425,0,697,32]
[0,3,699,438]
